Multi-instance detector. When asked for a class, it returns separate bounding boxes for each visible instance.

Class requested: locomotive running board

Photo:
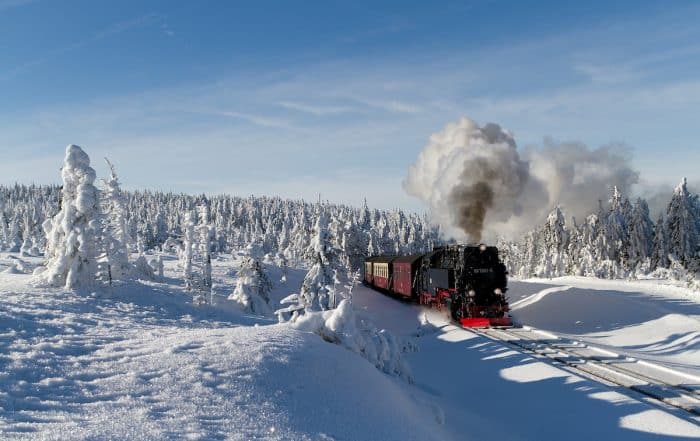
[460,317,513,328]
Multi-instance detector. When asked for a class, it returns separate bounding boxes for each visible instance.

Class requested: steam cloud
[403,117,639,241]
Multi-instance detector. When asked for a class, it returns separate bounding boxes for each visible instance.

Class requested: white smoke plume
[403,117,639,241]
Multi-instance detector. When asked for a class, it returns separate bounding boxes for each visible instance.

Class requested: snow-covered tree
[298,213,345,312]
[229,256,273,315]
[181,211,196,291]
[6,217,21,252]
[628,198,654,273]
[665,178,699,270]
[197,203,215,302]
[537,206,568,277]
[604,186,632,272]
[651,214,670,269]
[41,145,101,289]
[0,197,9,251]
[100,158,132,282]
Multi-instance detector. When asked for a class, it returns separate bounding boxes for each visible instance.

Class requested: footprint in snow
[168,341,205,353]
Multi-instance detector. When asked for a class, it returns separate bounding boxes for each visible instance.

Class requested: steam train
[363,245,512,327]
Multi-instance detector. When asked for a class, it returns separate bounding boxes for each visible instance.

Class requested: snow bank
[292,299,413,380]
[508,278,700,376]
[0,261,448,440]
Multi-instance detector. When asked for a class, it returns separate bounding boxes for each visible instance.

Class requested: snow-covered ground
[1,252,699,440]
[0,253,447,440]
[509,277,699,377]
[352,278,700,440]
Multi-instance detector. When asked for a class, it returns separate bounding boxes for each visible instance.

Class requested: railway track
[471,325,700,419]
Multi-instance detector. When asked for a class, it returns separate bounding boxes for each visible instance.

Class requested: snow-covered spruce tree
[298,212,346,312]
[628,198,654,274]
[228,255,273,315]
[565,217,584,275]
[665,178,700,271]
[276,251,289,284]
[42,145,101,289]
[537,206,568,278]
[19,215,34,257]
[6,217,21,252]
[519,230,541,278]
[651,214,670,270]
[0,196,8,251]
[574,214,601,277]
[604,186,633,274]
[342,217,368,271]
[195,203,215,305]
[181,211,196,291]
[100,158,132,282]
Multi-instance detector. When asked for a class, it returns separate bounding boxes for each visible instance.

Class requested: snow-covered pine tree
[298,212,344,312]
[565,217,583,275]
[19,214,34,257]
[519,230,540,278]
[0,196,8,251]
[228,255,273,315]
[651,214,670,269]
[196,202,214,304]
[605,186,632,274]
[665,178,699,271]
[7,217,21,252]
[628,198,654,274]
[181,211,196,291]
[42,145,101,289]
[537,206,568,277]
[100,158,132,282]
[574,214,598,276]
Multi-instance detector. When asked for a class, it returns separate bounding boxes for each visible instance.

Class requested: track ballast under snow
[473,325,700,419]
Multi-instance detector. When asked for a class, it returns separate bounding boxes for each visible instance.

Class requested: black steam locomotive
[364,245,512,327]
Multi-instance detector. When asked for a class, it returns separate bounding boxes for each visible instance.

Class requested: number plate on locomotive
[473,268,493,274]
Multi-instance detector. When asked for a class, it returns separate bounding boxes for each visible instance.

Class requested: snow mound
[0,270,448,440]
[292,299,413,380]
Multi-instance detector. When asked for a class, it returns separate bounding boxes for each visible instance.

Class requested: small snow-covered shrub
[291,299,413,381]
[132,255,155,279]
[229,256,273,316]
[650,257,700,291]
[148,256,164,278]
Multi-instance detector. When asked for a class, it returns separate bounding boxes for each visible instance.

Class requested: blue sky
[1,0,699,210]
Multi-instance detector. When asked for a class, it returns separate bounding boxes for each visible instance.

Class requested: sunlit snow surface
[1,252,699,440]
[0,253,447,441]
[353,275,700,440]
[509,277,700,377]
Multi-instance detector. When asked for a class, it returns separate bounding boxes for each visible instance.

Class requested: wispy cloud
[573,63,637,84]
[0,0,36,13]
[0,13,163,81]
[350,97,424,114]
[191,109,299,130]
[3,2,700,209]
[278,101,358,116]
